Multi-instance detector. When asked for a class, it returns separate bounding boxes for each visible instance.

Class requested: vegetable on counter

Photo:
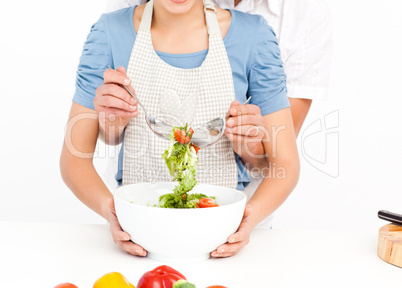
[55,266,228,288]
[137,265,186,288]
[173,279,196,288]
[93,272,135,288]
[54,284,79,288]
[159,125,218,209]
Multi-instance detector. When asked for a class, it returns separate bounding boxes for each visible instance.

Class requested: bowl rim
[114,182,246,211]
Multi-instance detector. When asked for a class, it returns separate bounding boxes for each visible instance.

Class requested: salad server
[123,80,252,148]
[191,97,252,148]
[121,85,180,140]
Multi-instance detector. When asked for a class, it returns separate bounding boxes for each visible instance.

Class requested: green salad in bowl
[158,125,218,209]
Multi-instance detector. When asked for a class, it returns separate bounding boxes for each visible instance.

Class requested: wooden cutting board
[377,224,402,268]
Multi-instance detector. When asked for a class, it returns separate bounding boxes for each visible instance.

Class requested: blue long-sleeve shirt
[73,6,289,190]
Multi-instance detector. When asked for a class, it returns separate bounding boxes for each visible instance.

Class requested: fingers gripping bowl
[114,182,246,262]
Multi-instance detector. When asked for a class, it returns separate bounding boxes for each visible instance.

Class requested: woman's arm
[60,103,111,218]
[246,107,300,226]
[212,107,300,257]
[288,98,312,137]
[226,97,311,171]
[60,102,146,256]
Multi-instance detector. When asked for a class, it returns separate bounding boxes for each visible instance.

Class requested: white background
[0,0,401,232]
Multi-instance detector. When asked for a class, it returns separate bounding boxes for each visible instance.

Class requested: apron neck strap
[138,0,153,32]
[203,0,221,36]
[138,0,222,36]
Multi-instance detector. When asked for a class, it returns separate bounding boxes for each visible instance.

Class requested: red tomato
[137,265,186,288]
[188,127,194,135]
[199,198,219,208]
[174,129,191,144]
[206,286,228,288]
[191,144,200,154]
[54,284,78,288]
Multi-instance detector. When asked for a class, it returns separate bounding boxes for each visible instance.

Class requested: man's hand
[107,198,147,257]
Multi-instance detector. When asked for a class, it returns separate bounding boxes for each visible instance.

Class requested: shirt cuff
[72,90,96,110]
[287,84,329,101]
[259,99,290,116]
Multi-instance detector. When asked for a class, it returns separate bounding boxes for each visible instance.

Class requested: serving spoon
[106,66,179,138]
[121,83,251,148]
[190,97,251,148]
[121,85,181,140]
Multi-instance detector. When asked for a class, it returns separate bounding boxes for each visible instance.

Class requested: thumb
[116,66,127,77]
[230,100,241,107]
[226,100,241,118]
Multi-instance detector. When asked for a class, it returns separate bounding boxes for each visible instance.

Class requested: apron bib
[122,0,238,189]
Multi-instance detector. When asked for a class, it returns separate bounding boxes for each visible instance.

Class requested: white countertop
[0,222,400,288]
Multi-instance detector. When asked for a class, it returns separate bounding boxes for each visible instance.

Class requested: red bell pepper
[137,265,186,288]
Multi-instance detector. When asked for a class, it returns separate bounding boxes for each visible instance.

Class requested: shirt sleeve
[72,15,111,110]
[283,1,332,100]
[248,17,289,116]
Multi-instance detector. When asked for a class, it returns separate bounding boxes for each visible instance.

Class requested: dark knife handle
[378,210,402,225]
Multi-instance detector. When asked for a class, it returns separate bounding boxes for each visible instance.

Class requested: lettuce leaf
[159,125,199,208]
[159,125,217,209]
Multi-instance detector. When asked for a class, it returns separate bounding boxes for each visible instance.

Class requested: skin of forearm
[239,98,312,169]
[61,103,114,220]
[60,148,112,220]
[245,107,300,227]
[247,158,300,228]
[237,141,268,170]
[288,98,312,137]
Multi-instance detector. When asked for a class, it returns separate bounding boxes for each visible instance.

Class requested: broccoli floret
[173,279,196,288]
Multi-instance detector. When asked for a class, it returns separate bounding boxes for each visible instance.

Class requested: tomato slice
[188,127,194,135]
[191,144,200,154]
[199,198,219,208]
[174,129,191,144]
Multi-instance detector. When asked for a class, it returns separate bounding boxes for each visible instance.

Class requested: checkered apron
[122,0,238,189]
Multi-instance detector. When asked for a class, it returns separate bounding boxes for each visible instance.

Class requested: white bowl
[114,182,246,263]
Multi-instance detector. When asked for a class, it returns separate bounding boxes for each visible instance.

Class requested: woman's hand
[107,198,147,257]
[211,205,253,258]
[94,66,139,144]
[225,100,267,169]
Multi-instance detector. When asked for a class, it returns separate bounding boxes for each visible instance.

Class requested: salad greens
[158,125,214,208]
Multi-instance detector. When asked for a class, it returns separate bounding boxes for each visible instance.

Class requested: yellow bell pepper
[93,272,135,288]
